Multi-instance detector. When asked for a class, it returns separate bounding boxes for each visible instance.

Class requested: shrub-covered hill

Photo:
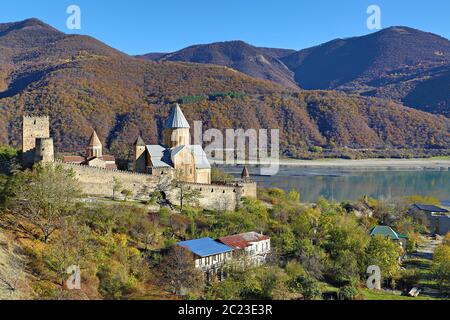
[0,19,449,159]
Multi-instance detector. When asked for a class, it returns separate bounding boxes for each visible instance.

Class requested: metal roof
[190,145,211,169]
[165,104,190,129]
[178,238,233,257]
[219,232,269,250]
[370,226,400,241]
[146,145,172,168]
[146,144,211,169]
[414,204,449,213]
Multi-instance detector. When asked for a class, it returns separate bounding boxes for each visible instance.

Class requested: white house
[218,232,271,266]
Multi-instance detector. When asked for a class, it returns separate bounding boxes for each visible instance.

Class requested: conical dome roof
[134,135,145,146]
[165,104,190,129]
[88,130,102,147]
[241,166,250,181]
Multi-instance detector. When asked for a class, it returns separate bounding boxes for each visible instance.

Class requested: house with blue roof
[178,237,234,282]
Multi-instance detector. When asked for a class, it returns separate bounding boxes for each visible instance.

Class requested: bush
[309,146,324,153]
[338,285,360,300]
[97,263,139,300]
[268,188,286,199]
[288,275,322,300]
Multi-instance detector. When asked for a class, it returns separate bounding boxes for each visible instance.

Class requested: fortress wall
[59,163,158,199]
[241,182,257,198]
[57,163,254,211]
[22,116,50,168]
[174,183,240,211]
[175,182,257,211]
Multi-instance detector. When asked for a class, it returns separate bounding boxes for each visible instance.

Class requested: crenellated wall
[57,162,256,211]
[59,162,159,199]
[22,116,50,168]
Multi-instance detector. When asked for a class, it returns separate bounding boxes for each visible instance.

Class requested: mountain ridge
[0,18,448,159]
[137,26,450,116]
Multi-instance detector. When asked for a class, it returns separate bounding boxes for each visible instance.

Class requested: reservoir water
[223,166,450,203]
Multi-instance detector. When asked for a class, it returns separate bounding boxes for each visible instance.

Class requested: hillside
[153,41,298,89]
[281,26,450,116]
[139,27,450,117]
[0,19,449,160]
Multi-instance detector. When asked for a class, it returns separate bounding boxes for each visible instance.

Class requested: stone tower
[163,104,191,148]
[86,130,102,158]
[22,116,50,167]
[134,136,146,173]
[34,137,54,163]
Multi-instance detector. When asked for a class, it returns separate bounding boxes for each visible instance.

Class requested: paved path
[412,236,442,261]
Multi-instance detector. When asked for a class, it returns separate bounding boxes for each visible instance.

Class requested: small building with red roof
[218,232,271,266]
[62,130,117,170]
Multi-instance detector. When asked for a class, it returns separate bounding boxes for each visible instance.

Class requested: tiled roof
[414,204,449,213]
[88,130,102,147]
[219,232,269,250]
[63,156,85,163]
[165,104,190,129]
[178,238,233,257]
[100,155,116,162]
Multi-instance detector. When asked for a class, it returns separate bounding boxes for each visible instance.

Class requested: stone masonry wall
[60,162,159,199]
[22,116,50,167]
[58,162,254,211]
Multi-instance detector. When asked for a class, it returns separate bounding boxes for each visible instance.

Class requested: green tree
[2,164,82,243]
[338,285,360,300]
[365,235,402,286]
[324,216,370,283]
[288,275,322,300]
[172,170,202,212]
[211,167,234,184]
[121,189,133,202]
[432,244,450,293]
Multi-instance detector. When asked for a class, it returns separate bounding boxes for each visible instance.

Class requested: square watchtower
[22,116,50,167]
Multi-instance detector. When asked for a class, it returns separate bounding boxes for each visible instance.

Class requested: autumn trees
[432,235,450,294]
[159,245,203,295]
[1,164,82,243]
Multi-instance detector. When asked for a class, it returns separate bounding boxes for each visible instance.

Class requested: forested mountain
[0,19,448,160]
[139,27,450,117]
[154,40,298,89]
[281,26,450,116]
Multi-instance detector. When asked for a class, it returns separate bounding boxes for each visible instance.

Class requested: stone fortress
[21,105,257,211]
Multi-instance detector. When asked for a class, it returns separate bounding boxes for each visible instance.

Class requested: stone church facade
[133,104,211,184]
[20,105,257,211]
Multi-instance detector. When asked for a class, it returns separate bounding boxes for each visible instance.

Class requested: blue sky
[1,0,449,55]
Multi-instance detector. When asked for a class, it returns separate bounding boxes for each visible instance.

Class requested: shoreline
[214,158,450,170]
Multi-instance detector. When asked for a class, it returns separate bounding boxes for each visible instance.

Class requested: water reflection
[224,166,450,202]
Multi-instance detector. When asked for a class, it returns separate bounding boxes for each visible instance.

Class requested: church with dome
[133,104,211,184]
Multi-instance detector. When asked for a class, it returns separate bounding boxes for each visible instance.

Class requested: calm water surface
[224,166,450,203]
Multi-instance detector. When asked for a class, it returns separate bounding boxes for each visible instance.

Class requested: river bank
[214,158,450,170]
